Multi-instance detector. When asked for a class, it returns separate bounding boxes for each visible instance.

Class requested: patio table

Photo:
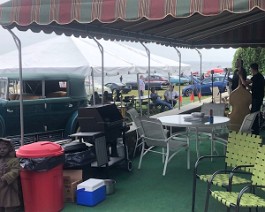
[157,114,230,158]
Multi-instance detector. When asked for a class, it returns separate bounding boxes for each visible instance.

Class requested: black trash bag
[64,148,96,168]
[19,154,65,171]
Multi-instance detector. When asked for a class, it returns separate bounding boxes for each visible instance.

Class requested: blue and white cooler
[76,178,106,206]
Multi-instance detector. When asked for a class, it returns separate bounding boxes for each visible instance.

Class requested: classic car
[126,74,170,90]
[105,82,132,94]
[0,72,88,147]
[182,76,228,97]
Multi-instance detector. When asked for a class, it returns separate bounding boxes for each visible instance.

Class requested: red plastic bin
[16,141,64,212]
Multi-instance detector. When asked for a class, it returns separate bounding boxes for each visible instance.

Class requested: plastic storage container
[16,141,64,212]
[76,178,106,206]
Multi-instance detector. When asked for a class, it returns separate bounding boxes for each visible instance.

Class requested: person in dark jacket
[239,63,265,135]
[0,138,21,212]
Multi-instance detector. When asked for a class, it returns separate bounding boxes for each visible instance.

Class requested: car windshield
[0,78,8,99]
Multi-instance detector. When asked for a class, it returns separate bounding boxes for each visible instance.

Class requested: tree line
[232,47,265,75]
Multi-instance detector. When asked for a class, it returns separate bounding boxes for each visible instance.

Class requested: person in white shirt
[138,75,145,96]
[164,84,179,107]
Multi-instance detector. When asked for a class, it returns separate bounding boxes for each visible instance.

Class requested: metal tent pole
[6,28,24,146]
[195,48,202,102]
[173,47,181,110]
[91,37,104,105]
[140,42,150,116]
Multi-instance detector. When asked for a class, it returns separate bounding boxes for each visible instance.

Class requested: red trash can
[16,141,64,212]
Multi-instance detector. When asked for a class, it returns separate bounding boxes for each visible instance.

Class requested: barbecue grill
[76,104,132,171]
[78,104,124,152]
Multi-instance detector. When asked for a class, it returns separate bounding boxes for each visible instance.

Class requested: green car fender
[64,111,79,137]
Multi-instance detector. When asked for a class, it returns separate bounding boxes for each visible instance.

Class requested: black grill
[78,104,124,144]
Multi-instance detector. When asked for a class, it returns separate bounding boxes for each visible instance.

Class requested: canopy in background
[0,36,190,76]
[0,36,135,76]
[86,39,191,75]
[0,0,264,48]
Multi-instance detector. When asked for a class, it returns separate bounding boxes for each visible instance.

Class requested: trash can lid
[16,141,64,158]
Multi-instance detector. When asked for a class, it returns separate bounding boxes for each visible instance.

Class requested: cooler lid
[77,178,105,191]
[16,141,64,158]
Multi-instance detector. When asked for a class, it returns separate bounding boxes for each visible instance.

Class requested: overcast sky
[0,0,236,63]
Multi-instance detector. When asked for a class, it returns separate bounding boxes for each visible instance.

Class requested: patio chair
[127,108,145,158]
[192,131,262,212]
[205,145,265,212]
[239,111,260,133]
[194,102,227,153]
[138,117,190,176]
[213,111,260,146]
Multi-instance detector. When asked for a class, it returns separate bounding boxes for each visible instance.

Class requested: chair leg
[133,137,141,158]
[162,148,165,163]
[162,148,169,176]
[204,183,212,212]
[187,138,190,170]
[138,142,145,169]
[191,173,197,212]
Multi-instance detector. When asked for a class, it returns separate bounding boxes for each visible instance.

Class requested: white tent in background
[88,39,191,75]
[0,36,135,76]
[0,35,191,77]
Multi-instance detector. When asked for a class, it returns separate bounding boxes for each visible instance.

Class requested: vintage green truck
[0,72,88,147]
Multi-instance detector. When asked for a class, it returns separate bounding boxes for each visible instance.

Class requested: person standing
[120,75,123,83]
[138,75,145,96]
[0,138,21,212]
[238,63,265,135]
[229,58,247,91]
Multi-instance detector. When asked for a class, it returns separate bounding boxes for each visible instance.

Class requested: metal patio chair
[205,145,265,212]
[127,108,145,158]
[138,117,190,176]
[192,131,262,212]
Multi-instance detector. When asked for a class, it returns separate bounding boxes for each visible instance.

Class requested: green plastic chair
[205,145,265,212]
[192,131,262,212]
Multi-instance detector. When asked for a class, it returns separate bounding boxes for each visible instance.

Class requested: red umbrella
[205,68,224,77]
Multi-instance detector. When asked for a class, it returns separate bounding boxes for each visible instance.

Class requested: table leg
[195,127,200,159]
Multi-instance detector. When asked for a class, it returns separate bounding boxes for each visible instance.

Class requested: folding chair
[192,131,262,212]
[127,108,145,158]
[138,117,190,176]
[205,145,265,212]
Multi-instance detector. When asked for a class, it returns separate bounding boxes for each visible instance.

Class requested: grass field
[122,86,206,107]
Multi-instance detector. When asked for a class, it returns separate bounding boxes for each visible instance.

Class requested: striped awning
[0,0,265,48]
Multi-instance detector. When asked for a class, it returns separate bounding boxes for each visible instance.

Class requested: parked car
[105,82,132,94]
[85,81,112,96]
[169,75,190,85]
[182,76,228,97]
[126,74,170,90]
[0,72,88,148]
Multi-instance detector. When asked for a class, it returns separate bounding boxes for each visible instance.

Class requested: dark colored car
[126,74,170,90]
[182,76,228,97]
[105,82,132,94]
[0,72,88,147]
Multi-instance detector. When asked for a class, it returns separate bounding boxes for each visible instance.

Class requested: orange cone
[190,92,194,102]
[179,96,183,106]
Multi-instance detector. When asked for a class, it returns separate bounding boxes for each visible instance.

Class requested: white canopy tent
[82,39,191,75]
[0,36,136,76]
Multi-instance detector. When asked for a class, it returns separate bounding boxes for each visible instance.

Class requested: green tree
[232,47,265,75]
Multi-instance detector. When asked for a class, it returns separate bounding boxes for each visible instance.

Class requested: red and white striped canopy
[0,0,265,48]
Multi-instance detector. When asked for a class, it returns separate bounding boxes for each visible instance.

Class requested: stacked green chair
[192,131,262,212]
[205,145,265,212]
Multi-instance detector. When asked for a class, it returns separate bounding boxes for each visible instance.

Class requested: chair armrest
[207,168,252,190]
[194,155,225,175]
[227,164,254,190]
[237,184,265,206]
